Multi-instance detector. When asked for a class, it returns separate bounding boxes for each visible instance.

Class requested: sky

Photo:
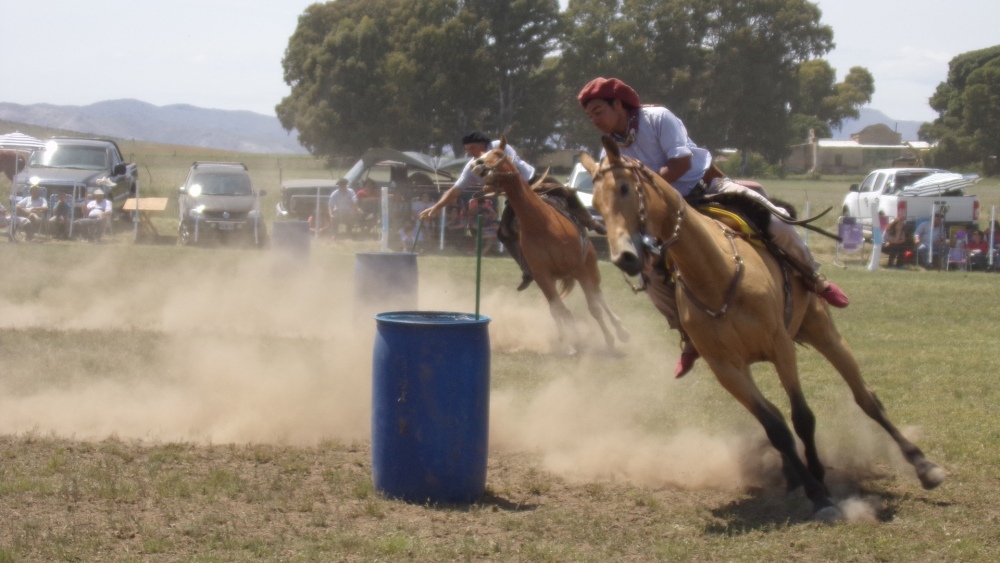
[1,1,997,123]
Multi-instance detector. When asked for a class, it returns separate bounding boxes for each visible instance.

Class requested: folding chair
[944,230,969,271]
[833,216,867,267]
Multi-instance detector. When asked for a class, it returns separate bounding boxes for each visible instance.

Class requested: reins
[595,158,745,319]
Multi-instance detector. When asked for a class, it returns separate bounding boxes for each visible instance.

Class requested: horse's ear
[601,136,621,163]
[499,134,507,150]
[579,152,597,176]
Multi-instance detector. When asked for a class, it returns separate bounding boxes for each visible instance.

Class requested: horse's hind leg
[705,358,839,519]
[801,312,946,490]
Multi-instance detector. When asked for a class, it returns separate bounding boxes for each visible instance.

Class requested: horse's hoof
[919,464,947,490]
[812,505,844,523]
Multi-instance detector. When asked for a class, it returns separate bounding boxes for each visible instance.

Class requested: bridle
[593,157,745,320]
[474,150,519,186]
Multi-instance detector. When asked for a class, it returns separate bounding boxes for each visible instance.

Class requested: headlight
[248,209,261,219]
[188,205,205,218]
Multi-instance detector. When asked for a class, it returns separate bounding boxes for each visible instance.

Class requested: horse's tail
[557,277,575,298]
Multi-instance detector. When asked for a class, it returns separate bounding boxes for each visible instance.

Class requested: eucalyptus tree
[923,45,1000,174]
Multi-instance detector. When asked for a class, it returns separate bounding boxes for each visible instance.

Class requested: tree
[788,61,874,142]
[923,45,1000,174]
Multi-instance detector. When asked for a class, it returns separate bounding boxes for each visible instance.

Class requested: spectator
[882,215,909,268]
[915,211,948,269]
[355,178,381,233]
[1,201,30,232]
[16,185,48,240]
[399,218,424,252]
[47,192,72,239]
[327,178,359,240]
[468,197,500,254]
[73,189,112,242]
[444,202,469,251]
[967,229,990,270]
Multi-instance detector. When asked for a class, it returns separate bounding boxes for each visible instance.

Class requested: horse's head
[471,135,519,197]
[583,136,658,276]
[0,150,26,182]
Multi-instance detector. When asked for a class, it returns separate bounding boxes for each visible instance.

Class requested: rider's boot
[675,338,699,378]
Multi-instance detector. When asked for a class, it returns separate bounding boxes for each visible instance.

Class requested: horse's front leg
[703,357,841,521]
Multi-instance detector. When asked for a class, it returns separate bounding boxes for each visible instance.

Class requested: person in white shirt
[16,185,48,239]
[327,178,359,240]
[578,77,850,376]
[73,189,112,241]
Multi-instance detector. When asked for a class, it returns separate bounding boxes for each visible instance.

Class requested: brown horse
[472,137,629,353]
[583,136,944,521]
[1,149,26,181]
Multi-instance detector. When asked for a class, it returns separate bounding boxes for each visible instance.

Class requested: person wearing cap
[73,188,112,242]
[578,77,850,377]
[16,185,48,240]
[327,177,359,240]
[915,209,949,269]
[420,131,606,291]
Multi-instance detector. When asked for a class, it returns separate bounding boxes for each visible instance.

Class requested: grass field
[2,138,1000,560]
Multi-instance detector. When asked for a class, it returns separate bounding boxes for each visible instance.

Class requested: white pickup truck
[841,168,980,234]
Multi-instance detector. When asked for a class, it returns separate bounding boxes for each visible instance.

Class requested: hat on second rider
[577,77,642,109]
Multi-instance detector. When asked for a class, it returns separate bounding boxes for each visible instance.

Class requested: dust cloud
[0,249,911,498]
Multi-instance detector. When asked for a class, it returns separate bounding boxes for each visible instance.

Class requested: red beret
[577,77,641,109]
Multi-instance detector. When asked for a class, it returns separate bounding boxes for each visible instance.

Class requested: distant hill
[1,99,927,153]
[0,99,307,155]
[831,108,928,142]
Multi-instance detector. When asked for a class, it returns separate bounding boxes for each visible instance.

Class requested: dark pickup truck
[11,137,139,216]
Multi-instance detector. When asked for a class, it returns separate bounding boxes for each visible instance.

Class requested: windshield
[190,171,253,196]
[29,144,108,170]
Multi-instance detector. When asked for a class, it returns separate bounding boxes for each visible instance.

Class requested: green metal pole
[475,215,483,320]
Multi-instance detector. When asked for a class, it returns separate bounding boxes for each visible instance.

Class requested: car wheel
[178,221,194,245]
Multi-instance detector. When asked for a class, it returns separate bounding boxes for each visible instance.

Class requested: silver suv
[177,161,266,246]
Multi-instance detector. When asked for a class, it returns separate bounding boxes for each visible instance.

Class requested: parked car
[12,137,138,217]
[841,167,980,236]
[567,161,599,220]
[177,161,266,246]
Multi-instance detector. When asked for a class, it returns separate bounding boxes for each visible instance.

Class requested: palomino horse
[472,137,629,353]
[583,136,944,520]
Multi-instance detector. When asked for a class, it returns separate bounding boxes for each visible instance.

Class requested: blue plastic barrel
[354,252,418,318]
[371,311,491,504]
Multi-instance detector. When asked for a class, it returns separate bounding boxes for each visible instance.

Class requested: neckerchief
[612,108,640,148]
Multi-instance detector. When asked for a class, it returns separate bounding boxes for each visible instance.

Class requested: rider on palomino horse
[578,77,849,377]
[420,131,607,291]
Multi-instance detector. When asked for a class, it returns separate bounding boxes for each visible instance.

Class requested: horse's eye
[619,183,629,197]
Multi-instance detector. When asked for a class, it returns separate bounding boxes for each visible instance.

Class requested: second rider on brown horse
[420,131,606,291]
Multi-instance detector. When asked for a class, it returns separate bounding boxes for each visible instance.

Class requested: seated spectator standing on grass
[73,189,112,242]
[915,210,948,269]
[16,185,48,240]
[967,229,990,270]
[883,215,909,268]
[327,178,359,240]
[47,192,72,239]
[1,202,30,232]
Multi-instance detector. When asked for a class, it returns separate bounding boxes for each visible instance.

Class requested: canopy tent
[0,131,46,151]
[343,148,467,185]
[902,172,979,196]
